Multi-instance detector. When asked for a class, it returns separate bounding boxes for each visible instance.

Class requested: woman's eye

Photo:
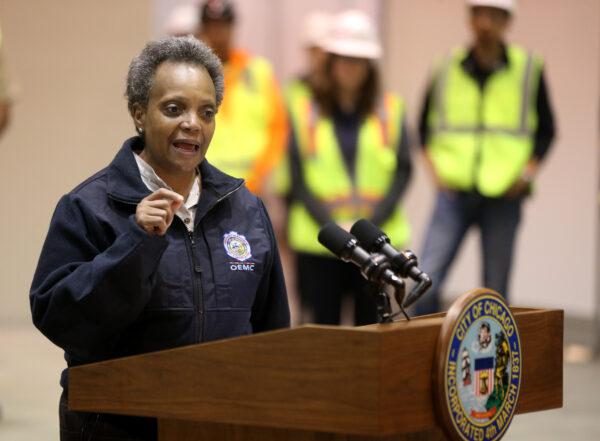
[165,105,180,115]
[203,109,215,120]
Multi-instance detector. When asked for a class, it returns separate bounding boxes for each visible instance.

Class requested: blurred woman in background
[283,10,412,325]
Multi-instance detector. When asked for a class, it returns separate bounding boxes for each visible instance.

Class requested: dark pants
[416,190,523,315]
[59,390,157,441]
[296,253,377,325]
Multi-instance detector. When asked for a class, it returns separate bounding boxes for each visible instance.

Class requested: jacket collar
[107,136,245,205]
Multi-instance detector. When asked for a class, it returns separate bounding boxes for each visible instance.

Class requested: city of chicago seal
[435,289,522,441]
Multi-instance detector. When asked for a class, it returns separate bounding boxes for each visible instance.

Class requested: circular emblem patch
[435,290,522,441]
[223,231,252,262]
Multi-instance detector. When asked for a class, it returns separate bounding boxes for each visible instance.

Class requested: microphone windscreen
[350,219,384,251]
[318,223,354,257]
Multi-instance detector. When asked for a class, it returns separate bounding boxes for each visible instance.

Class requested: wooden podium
[69,306,563,440]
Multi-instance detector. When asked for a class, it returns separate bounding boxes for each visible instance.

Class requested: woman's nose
[180,113,200,132]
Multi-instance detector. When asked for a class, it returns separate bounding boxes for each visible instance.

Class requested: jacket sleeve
[30,194,168,361]
[419,77,436,149]
[370,116,413,226]
[532,68,556,161]
[251,199,290,332]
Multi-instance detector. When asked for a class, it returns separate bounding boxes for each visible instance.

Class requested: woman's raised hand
[135,188,184,236]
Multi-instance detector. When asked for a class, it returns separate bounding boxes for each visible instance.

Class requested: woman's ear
[131,103,146,133]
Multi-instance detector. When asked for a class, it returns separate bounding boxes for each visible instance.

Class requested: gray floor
[0,322,598,441]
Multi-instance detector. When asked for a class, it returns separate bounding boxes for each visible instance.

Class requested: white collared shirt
[134,153,200,232]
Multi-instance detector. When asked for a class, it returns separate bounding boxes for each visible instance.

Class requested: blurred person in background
[274,11,332,322]
[283,10,412,325]
[416,0,555,315]
[285,11,332,104]
[30,36,289,441]
[0,24,12,138]
[195,0,287,196]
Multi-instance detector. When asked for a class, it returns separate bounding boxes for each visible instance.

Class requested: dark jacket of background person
[30,137,290,389]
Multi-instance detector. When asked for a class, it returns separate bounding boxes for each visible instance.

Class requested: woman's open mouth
[172,139,201,154]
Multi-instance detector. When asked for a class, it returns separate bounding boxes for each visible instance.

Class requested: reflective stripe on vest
[272,79,313,195]
[427,45,541,197]
[287,93,410,255]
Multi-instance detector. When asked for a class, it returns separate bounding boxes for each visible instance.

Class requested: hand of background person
[504,176,531,199]
[0,101,10,138]
[422,149,454,197]
[504,160,539,199]
[135,188,184,236]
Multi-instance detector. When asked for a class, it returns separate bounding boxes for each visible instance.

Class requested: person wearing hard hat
[416,0,556,315]
[275,12,332,198]
[285,10,412,325]
[288,11,332,100]
[195,0,287,196]
[272,11,333,324]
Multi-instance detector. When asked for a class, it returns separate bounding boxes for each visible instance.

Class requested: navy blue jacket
[30,137,290,387]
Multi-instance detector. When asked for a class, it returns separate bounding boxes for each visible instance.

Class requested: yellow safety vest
[206,50,287,195]
[272,78,313,196]
[287,92,411,255]
[427,45,542,197]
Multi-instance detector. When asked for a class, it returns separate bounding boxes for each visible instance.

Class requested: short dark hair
[314,54,380,119]
[125,36,224,113]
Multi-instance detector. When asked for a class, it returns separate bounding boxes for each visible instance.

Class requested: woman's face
[331,55,370,94]
[133,61,217,177]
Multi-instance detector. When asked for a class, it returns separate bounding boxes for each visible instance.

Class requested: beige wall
[0,0,151,324]
[383,0,600,317]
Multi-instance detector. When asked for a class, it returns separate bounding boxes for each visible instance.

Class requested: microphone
[350,219,432,308]
[350,219,420,279]
[317,222,404,290]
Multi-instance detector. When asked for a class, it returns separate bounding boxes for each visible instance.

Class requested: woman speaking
[30,36,289,441]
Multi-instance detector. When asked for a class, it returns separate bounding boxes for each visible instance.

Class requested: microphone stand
[365,254,410,323]
[371,282,410,323]
[387,249,433,310]
[403,272,432,309]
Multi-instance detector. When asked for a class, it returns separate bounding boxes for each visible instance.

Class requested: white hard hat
[164,4,199,36]
[302,11,332,48]
[323,10,381,60]
[467,0,516,13]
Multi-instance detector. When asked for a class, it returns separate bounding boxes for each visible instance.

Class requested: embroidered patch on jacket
[223,231,252,262]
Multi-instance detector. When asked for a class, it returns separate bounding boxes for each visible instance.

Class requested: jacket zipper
[208,183,245,211]
[185,227,204,343]
[188,181,244,343]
